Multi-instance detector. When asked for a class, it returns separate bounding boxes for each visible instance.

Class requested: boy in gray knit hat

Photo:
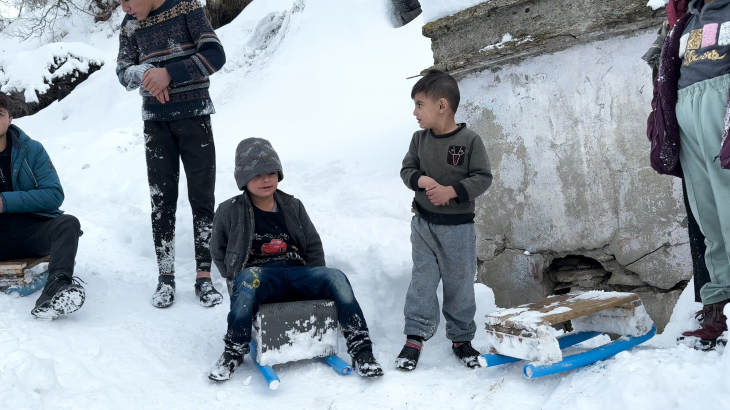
[397,70,493,371]
[208,138,383,381]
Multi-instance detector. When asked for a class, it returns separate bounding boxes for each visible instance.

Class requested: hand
[142,68,172,100]
[153,87,171,104]
[417,175,438,190]
[426,184,456,206]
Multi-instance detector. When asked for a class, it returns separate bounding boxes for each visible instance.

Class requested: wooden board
[486,291,640,330]
[0,256,50,275]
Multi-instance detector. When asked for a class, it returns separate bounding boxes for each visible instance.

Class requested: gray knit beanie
[234,138,284,190]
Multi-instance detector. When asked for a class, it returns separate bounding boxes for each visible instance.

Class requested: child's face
[246,172,279,200]
[0,108,11,139]
[120,0,159,20]
[412,92,446,130]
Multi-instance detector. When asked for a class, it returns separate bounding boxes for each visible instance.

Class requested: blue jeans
[225,261,372,356]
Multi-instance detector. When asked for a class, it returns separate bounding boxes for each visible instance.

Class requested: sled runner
[1,256,50,297]
[483,291,656,379]
[249,300,352,390]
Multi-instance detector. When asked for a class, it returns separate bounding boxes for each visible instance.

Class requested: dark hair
[411,69,460,113]
[0,93,12,117]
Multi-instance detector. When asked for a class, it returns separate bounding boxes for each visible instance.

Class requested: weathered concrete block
[478,249,550,307]
[424,2,691,333]
[422,0,665,75]
[635,289,682,333]
[627,243,693,290]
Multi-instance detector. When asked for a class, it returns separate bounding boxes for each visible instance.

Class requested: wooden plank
[0,256,50,274]
[486,291,641,329]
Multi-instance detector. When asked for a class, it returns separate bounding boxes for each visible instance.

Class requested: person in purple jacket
[652,0,730,349]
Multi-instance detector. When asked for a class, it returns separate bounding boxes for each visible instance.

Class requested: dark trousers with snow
[225,261,373,357]
[143,115,215,275]
[0,213,80,278]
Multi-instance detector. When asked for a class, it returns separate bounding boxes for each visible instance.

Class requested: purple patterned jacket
[647,13,730,176]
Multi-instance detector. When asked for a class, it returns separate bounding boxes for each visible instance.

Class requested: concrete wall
[423,1,689,332]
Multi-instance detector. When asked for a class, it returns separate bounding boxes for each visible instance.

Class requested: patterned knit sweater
[116,0,226,122]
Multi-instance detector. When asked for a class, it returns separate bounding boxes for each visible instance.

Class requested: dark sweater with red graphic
[400,124,493,225]
[245,203,305,268]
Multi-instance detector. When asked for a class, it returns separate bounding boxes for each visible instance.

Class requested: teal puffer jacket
[0,124,64,218]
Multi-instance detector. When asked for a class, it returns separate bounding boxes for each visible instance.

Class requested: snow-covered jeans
[677,74,730,305]
[225,261,373,357]
[404,215,477,342]
[143,115,215,275]
[0,213,80,279]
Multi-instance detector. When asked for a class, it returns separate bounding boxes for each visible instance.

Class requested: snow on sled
[483,291,656,379]
[1,256,50,297]
[249,299,352,390]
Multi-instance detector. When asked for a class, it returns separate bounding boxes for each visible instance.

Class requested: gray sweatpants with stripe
[404,215,477,342]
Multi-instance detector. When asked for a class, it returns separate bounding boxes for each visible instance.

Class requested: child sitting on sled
[208,138,384,381]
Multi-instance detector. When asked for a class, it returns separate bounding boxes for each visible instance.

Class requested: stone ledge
[422,0,666,77]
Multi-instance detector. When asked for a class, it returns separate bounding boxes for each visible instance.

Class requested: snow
[420,0,488,24]
[647,0,669,11]
[0,0,727,408]
[0,42,104,103]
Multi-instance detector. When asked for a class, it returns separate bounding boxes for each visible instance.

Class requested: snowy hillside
[1,0,729,409]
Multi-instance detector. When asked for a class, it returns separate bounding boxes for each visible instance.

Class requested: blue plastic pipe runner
[523,326,657,379]
[249,342,280,390]
[483,331,602,367]
[323,355,352,375]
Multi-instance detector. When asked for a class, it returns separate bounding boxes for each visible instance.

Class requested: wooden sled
[1,256,50,297]
[249,299,352,390]
[483,291,655,378]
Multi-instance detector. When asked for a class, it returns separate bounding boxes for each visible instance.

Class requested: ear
[438,98,449,113]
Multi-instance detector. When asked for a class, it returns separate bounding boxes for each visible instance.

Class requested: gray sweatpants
[404,215,477,342]
[677,74,730,305]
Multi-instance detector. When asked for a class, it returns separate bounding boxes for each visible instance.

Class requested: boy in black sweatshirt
[398,70,493,370]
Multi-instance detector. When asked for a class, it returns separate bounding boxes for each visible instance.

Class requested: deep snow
[1,1,729,409]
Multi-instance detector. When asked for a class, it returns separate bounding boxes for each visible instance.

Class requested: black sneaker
[31,273,85,320]
[209,342,249,382]
[395,343,421,371]
[151,276,175,308]
[352,348,384,378]
[195,278,223,308]
[452,341,485,368]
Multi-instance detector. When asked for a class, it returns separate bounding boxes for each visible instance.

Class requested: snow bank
[420,0,489,24]
[0,349,60,409]
[0,42,105,103]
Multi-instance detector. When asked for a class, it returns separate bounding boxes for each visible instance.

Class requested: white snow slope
[1,1,729,409]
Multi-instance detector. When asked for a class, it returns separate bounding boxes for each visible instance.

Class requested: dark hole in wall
[545,255,609,295]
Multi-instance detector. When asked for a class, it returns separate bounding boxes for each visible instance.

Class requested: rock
[606,268,647,287]
[553,268,608,284]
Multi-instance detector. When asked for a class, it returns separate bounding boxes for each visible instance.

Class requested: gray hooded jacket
[211,190,326,282]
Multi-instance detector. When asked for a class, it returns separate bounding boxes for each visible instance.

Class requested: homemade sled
[249,299,352,390]
[483,291,656,379]
[1,256,50,297]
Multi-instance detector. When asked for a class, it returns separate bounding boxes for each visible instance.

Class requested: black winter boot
[395,338,423,371]
[151,275,175,308]
[452,341,485,368]
[195,277,223,308]
[352,348,384,378]
[209,341,249,382]
[31,272,85,320]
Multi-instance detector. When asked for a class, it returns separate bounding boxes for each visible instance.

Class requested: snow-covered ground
[1,0,729,409]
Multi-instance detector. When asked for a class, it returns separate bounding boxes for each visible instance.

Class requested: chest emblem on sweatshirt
[688,29,703,50]
[447,146,466,166]
[262,238,287,255]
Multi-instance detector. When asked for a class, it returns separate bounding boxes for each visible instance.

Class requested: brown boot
[681,300,729,342]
